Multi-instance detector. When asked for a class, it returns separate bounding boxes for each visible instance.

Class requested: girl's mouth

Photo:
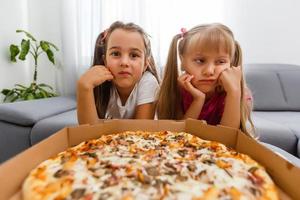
[198,79,215,85]
[118,71,131,76]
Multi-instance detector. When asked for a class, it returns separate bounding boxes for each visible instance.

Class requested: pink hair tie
[100,29,108,44]
[180,28,187,37]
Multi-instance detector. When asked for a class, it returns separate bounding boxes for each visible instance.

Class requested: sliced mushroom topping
[70,188,86,199]
[177,149,188,157]
[88,167,97,172]
[173,135,184,141]
[248,166,259,174]
[223,168,233,178]
[184,141,196,149]
[187,163,197,172]
[195,170,207,180]
[53,169,70,178]
[248,186,262,197]
[83,152,97,158]
[101,160,111,168]
[146,166,160,176]
[137,171,152,185]
[164,162,177,172]
[176,174,188,182]
[60,155,69,165]
[101,175,119,188]
[202,159,215,165]
[126,139,134,144]
[132,154,140,159]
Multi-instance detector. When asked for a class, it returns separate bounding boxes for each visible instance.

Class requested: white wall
[27,0,62,92]
[223,0,300,65]
[0,0,30,102]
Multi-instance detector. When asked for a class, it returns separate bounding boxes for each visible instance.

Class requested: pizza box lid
[0,119,299,200]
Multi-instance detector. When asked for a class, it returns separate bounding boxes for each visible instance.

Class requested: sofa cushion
[254,111,300,124]
[0,121,31,163]
[245,64,300,111]
[251,113,298,155]
[30,109,78,145]
[0,96,76,126]
[280,71,300,109]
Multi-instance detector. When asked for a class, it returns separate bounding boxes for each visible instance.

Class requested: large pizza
[22,131,279,199]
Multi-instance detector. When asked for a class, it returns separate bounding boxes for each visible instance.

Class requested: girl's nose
[202,64,215,76]
[120,56,129,67]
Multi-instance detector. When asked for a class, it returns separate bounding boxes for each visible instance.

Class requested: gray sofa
[1,63,300,165]
[0,96,78,163]
[245,63,300,157]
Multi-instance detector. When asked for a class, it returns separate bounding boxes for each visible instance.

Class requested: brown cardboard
[0,119,299,200]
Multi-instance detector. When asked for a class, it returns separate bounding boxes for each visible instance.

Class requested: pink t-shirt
[181,88,252,125]
[181,89,226,125]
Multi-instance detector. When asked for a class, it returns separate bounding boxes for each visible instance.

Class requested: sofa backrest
[244,63,300,111]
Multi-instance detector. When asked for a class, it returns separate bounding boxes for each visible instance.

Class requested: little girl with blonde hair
[157,23,254,136]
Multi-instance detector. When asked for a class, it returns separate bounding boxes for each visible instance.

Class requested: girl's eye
[110,51,120,57]
[216,60,228,64]
[194,59,204,64]
[130,53,140,58]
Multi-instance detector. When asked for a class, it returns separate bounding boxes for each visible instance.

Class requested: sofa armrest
[0,96,76,126]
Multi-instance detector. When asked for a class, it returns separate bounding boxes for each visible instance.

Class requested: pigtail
[93,30,111,119]
[232,41,242,67]
[157,34,183,119]
[146,49,160,84]
[234,41,255,137]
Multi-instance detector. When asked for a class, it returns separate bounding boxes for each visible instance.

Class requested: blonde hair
[92,21,159,118]
[157,23,255,137]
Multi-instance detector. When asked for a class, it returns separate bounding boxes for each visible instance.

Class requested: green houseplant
[1,30,59,102]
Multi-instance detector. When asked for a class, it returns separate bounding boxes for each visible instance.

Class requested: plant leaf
[42,40,59,51]
[16,30,37,41]
[40,41,50,52]
[1,89,11,95]
[46,49,55,64]
[10,95,20,102]
[3,89,16,102]
[38,83,53,90]
[37,86,57,97]
[9,44,20,62]
[15,87,26,93]
[18,39,30,60]
[40,90,47,98]
[15,84,27,89]
[40,41,55,65]
[26,93,35,100]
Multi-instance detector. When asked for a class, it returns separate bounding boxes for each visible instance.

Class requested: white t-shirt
[105,71,159,119]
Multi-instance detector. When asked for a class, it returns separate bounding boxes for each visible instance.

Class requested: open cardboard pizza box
[0,119,299,200]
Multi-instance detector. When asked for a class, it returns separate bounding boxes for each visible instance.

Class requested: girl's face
[181,48,231,94]
[105,29,148,92]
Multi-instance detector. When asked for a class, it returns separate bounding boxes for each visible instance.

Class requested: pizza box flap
[236,131,300,199]
[185,119,238,148]
[0,119,297,200]
[0,128,69,200]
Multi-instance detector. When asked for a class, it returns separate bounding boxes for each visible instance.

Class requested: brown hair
[92,21,159,118]
[157,23,254,137]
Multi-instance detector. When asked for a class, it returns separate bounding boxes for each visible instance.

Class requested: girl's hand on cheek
[218,66,242,95]
[78,65,114,90]
[178,73,205,101]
